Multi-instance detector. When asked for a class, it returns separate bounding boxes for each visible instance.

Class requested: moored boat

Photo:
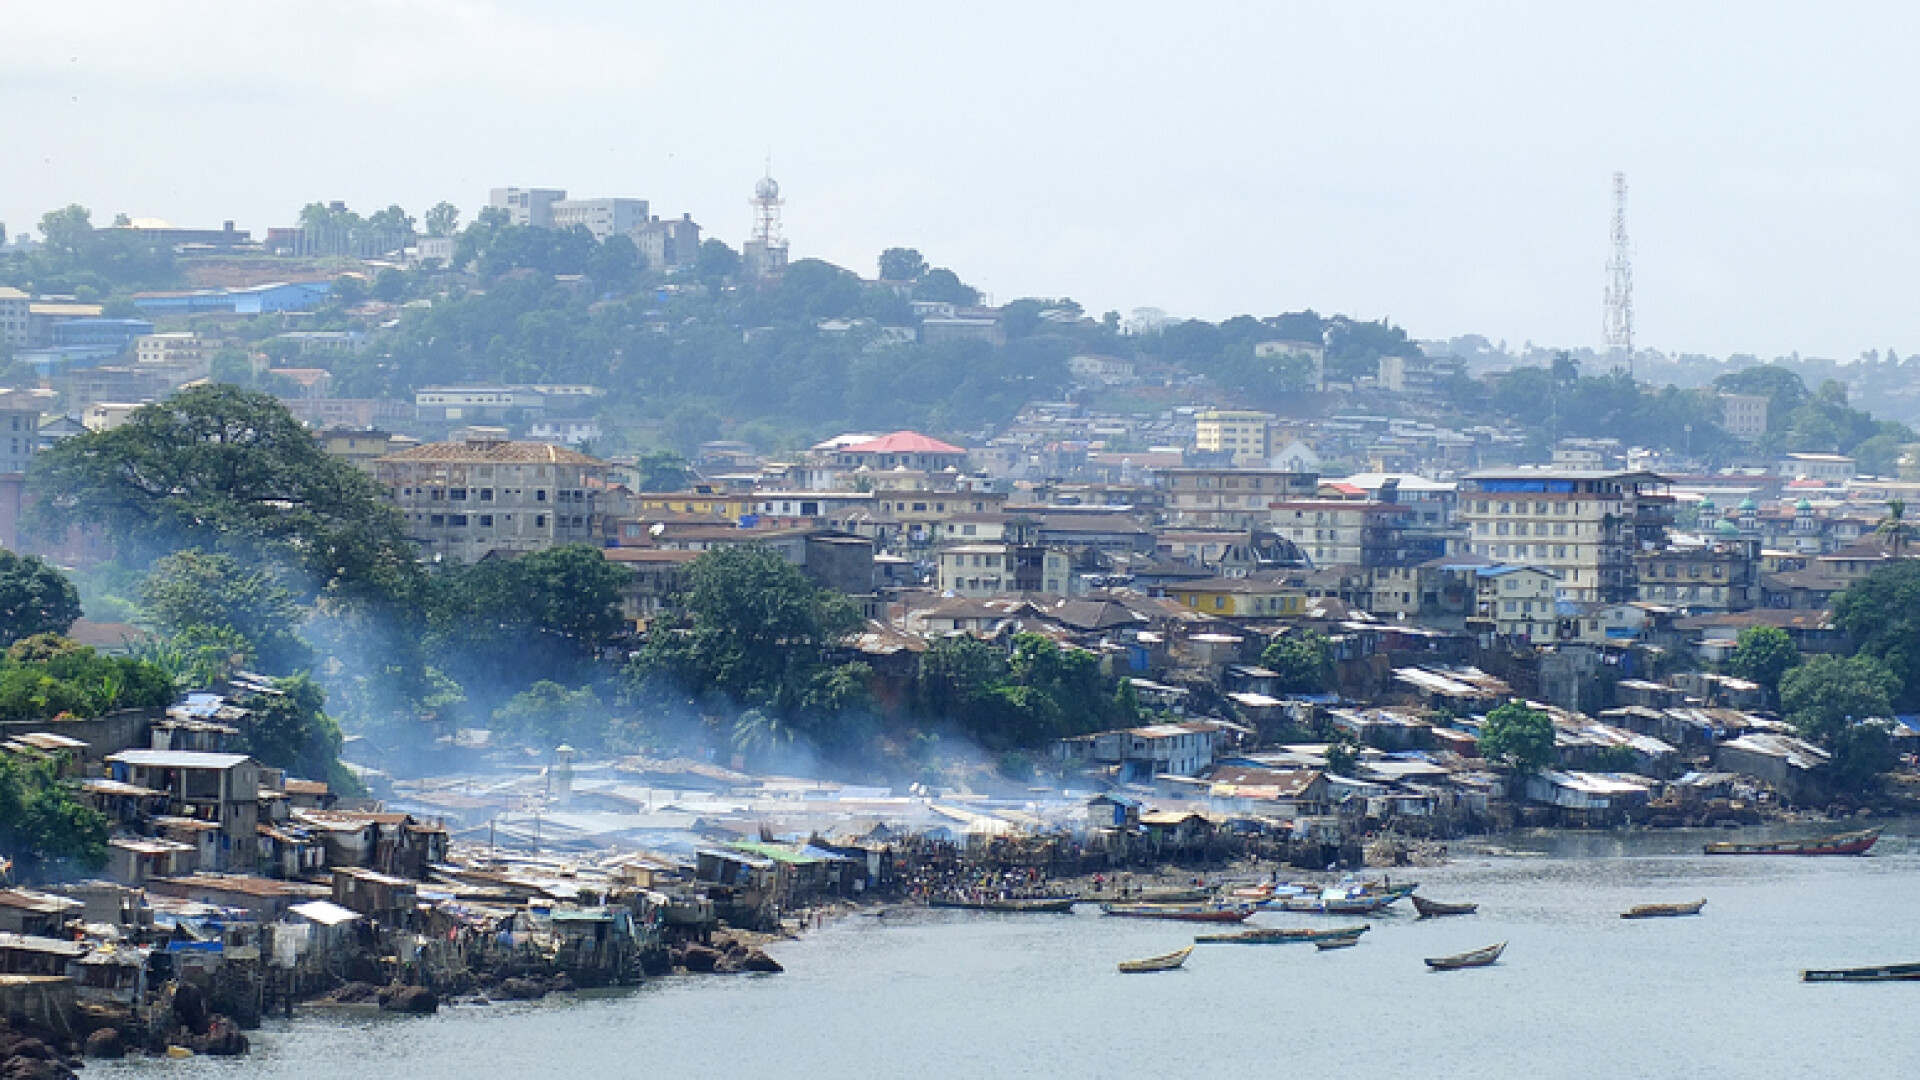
[1118,945,1193,973]
[1194,925,1370,944]
[1703,828,1880,856]
[1802,962,1920,983]
[1620,899,1706,919]
[1412,896,1478,918]
[1314,934,1362,950]
[1425,942,1506,970]
[1100,902,1254,923]
[1270,894,1397,915]
[928,896,1078,913]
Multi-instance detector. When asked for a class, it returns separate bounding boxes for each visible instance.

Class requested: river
[110,824,1920,1079]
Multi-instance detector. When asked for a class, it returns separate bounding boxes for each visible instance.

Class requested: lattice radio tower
[1603,171,1634,378]
[751,159,784,250]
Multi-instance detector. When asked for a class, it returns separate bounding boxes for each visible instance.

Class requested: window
[478,488,493,501]
[449,515,468,527]
[536,489,548,501]
[536,514,548,528]
[1505,600,1517,613]
[449,488,467,501]
[479,515,494,527]
[429,515,444,527]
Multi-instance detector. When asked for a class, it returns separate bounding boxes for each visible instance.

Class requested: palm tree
[1876,499,1911,558]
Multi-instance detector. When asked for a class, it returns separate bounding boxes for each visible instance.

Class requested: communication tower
[1603,171,1634,377]
[743,163,789,280]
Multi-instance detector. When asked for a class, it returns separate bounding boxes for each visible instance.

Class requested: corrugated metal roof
[106,750,251,769]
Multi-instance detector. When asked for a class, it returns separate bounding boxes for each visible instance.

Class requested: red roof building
[833,430,969,472]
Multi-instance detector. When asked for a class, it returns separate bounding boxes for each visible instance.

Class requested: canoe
[1412,896,1478,918]
[1802,962,1920,983]
[1703,828,1879,856]
[929,896,1078,913]
[1314,935,1362,950]
[1270,895,1398,915]
[1101,902,1253,923]
[1425,942,1506,970]
[1118,945,1193,973]
[1194,926,1370,944]
[1621,899,1706,919]
[1135,887,1213,903]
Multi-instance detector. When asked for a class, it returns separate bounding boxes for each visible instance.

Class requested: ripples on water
[115,826,1920,1079]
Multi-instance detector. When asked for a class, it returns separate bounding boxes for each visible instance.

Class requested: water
[112,826,1920,1079]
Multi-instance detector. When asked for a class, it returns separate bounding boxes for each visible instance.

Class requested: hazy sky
[8,2,1918,360]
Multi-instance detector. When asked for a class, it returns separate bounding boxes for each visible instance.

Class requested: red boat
[1703,828,1880,856]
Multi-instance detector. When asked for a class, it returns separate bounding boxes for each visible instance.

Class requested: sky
[7,1,1919,361]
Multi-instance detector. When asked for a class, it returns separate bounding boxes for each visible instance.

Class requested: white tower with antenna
[1603,171,1634,378]
[743,161,789,281]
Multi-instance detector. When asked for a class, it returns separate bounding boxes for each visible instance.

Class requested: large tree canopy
[140,550,311,673]
[1832,560,1920,712]
[27,385,421,608]
[0,550,82,648]
[1479,702,1555,773]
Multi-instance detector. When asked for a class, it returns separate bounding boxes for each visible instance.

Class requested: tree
[633,451,695,493]
[1779,654,1900,745]
[140,551,310,673]
[878,247,928,282]
[1832,561,1920,711]
[36,204,94,271]
[0,550,82,648]
[492,680,605,750]
[426,545,629,702]
[241,674,362,794]
[1726,625,1799,698]
[0,755,110,878]
[913,267,979,306]
[629,545,860,717]
[1260,631,1334,694]
[1478,702,1555,773]
[423,201,461,238]
[0,634,174,721]
[1779,654,1901,793]
[26,385,421,610]
[695,239,740,282]
[1875,499,1911,558]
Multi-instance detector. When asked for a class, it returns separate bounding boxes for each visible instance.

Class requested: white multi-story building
[0,388,53,476]
[488,187,567,228]
[1718,393,1769,442]
[1458,468,1674,602]
[135,331,208,367]
[550,198,650,241]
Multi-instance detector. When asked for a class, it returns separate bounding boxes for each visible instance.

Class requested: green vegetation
[0,754,110,876]
[0,204,178,296]
[1832,560,1920,712]
[1260,631,1335,695]
[1478,702,1555,773]
[0,549,83,648]
[1726,626,1799,699]
[139,551,312,673]
[0,633,175,721]
[1779,654,1901,794]
[913,633,1139,754]
[240,674,365,796]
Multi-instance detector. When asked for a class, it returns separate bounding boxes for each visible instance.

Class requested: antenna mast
[1603,171,1634,378]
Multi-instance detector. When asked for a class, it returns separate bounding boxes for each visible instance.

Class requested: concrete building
[103,749,261,871]
[1474,565,1560,641]
[374,433,612,563]
[134,332,208,367]
[1165,468,1319,530]
[0,287,28,348]
[1777,453,1856,484]
[1719,393,1769,442]
[1634,540,1760,612]
[550,197,650,241]
[1268,500,1419,568]
[1195,410,1273,467]
[489,187,567,228]
[629,214,702,270]
[1459,468,1674,602]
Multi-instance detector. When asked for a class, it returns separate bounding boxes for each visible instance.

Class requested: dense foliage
[140,551,312,673]
[1832,560,1920,712]
[0,549,83,648]
[913,634,1139,753]
[1259,631,1335,695]
[1478,702,1555,773]
[0,634,175,721]
[0,754,110,876]
[1779,653,1901,793]
[1726,626,1799,697]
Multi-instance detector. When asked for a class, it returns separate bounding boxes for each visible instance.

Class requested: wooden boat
[928,896,1077,913]
[1703,828,1880,856]
[1412,896,1478,918]
[1425,942,1506,970]
[1802,961,1920,983]
[1135,887,1213,903]
[1118,945,1193,973]
[1101,902,1253,923]
[1194,925,1370,944]
[1270,894,1398,915]
[1620,899,1706,920]
[1314,934,1362,950]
